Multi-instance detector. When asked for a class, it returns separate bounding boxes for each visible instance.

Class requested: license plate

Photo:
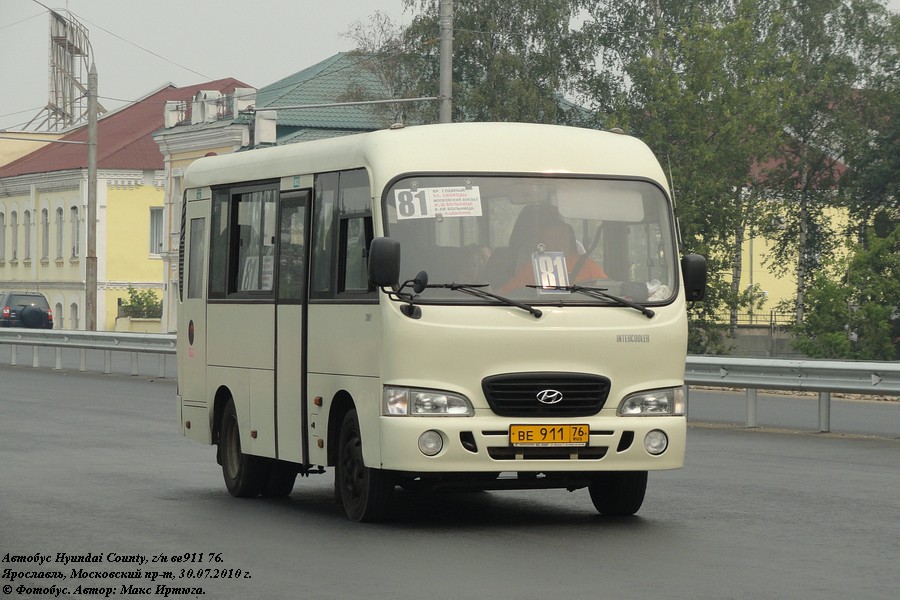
[509,424,589,447]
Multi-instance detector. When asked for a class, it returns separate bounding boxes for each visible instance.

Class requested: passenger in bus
[499,205,607,293]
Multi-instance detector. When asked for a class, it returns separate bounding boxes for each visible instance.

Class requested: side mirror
[681,253,707,302]
[368,237,401,288]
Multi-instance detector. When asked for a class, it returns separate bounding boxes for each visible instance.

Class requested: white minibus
[176,122,706,521]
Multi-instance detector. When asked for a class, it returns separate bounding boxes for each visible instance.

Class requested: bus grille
[482,373,611,417]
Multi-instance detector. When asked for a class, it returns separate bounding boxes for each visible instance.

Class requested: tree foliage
[793,224,899,360]
[345,1,602,126]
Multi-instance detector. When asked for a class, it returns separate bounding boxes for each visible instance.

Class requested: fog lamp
[644,430,668,455]
[418,430,444,457]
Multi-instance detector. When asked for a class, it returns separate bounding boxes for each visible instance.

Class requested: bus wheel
[588,471,648,516]
[337,409,392,522]
[220,399,266,498]
[262,461,297,498]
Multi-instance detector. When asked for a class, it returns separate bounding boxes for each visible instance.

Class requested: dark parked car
[0,291,54,329]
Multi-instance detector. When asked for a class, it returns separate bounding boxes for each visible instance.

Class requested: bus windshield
[383,175,678,305]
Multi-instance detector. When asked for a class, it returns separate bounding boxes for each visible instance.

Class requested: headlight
[383,386,474,416]
[618,387,684,416]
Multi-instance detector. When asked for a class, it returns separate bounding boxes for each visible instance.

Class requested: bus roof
[182,122,669,195]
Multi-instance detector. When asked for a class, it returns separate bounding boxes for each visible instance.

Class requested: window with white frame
[11,211,18,260]
[149,207,164,255]
[0,212,5,260]
[41,209,49,259]
[70,206,79,257]
[23,210,31,260]
[56,208,63,259]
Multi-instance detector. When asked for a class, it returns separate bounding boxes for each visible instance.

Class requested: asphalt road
[1,365,898,599]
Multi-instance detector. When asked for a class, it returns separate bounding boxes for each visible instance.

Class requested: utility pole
[439,0,453,123]
[86,62,98,331]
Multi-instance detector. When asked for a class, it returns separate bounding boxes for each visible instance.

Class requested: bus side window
[235,189,277,293]
[208,190,229,298]
[340,215,373,293]
[187,218,206,299]
[311,168,372,299]
[311,172,339,296]
[277,191,308,301]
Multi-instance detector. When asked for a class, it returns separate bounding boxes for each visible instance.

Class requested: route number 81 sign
[532,251,570,293]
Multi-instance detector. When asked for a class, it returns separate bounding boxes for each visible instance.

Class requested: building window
[70,303,79,330]
[70,206,79,257]
[23,210,31,260]
[56,208,63,259]
[149,207,164,255]
[55,303,63,328]
[11,211,17,260]
[41,209,49,259]
[0,212,5,260]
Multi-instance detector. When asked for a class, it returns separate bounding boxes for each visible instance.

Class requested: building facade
[0,79,246,330]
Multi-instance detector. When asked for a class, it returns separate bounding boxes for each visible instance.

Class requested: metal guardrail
[684,356,899,432]
[0,329,175,377]
[1,330,897,432]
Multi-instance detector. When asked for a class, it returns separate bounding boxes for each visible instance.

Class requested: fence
[684,356,899,432]
[0,329,175,377]
[2,329,898,433]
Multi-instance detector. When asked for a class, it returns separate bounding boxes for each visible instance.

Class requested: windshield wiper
[528,285,655,319]
[428,283,543,319]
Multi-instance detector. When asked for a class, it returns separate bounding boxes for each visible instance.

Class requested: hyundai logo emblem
[536,389,564,404]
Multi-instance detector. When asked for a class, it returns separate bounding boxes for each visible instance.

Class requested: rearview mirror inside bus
[368,237,401,288]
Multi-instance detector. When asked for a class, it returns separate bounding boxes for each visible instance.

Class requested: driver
[500,213,606,293]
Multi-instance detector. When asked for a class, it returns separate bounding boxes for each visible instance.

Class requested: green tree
[794,224,899,360]
[394,0,600,125]
[583,0,789,347]
[758,0,896,323]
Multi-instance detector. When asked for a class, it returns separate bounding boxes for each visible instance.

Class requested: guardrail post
[157,354,166,379]
[104,351,112,374]
[79,348,87,372]
[746,388,758,428]
[131,352,139,376]
[55,347,62,370]
[819,392,831,433]
[32,346,40,368]
[10,343,17,366]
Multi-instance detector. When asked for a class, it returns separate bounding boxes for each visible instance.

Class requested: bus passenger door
[179,193,210,441]
[275,188,310,465]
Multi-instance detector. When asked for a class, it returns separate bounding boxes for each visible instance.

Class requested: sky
[0,0,409,131]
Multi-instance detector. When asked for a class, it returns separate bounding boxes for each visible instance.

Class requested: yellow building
[0,80,245,331]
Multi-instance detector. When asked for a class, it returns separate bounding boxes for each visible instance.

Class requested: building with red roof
[0,78,247,330]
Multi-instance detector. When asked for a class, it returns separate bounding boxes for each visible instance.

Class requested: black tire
[219,399,267,498]
[261,460,297,498]
[20,305,44,328]
[588,471,648,516]
[337,409,392,522]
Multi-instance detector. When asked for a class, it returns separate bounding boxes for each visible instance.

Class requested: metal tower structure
[23,10,105,132]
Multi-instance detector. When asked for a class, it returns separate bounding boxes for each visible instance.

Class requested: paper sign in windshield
[394,186,483,220]
[532,251,570,294]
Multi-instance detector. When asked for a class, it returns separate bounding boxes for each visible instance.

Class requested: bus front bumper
[377,415,686,474]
